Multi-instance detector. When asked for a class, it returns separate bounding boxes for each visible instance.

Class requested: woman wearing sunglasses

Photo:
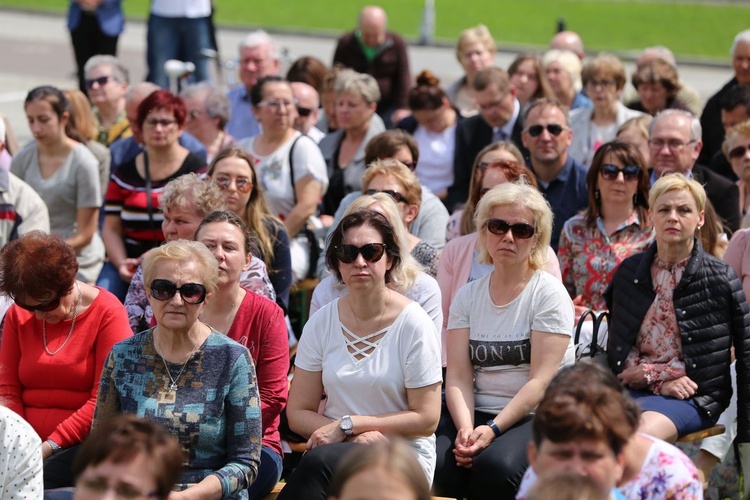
[724,120,750,228]
[280,210,442,499]
[95,239,262,498]
[0,231,132,489]
[207,147,292,313]
[433,182,574,500]
[557,141,653,322]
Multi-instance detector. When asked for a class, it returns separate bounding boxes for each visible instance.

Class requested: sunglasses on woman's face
[150,279,207,304]
[728,144,750,160]
[485,218,536,239]
[213,176,253,193]
[600,163,641,181]
[335,243,387,264]
[15,295,61,312]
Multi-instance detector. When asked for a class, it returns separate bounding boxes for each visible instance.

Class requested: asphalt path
[0,9,735,145]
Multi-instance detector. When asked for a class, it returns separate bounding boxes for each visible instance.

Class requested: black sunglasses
[525,124,566,137]
[485,218,536,239]
[85,75,111,89]
[335,243,387,264]
[150,279,207,304]
[364,189,410,204]
[729,144,750,160]
[15,295,61,312]
[600,164,641,181]
[296,106,313,117]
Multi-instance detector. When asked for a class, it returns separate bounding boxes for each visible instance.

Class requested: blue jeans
[247,445,283,500]
[146,13,212,88]
[96,261,130,302]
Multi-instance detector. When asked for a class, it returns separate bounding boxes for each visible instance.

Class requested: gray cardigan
[568,102,645,165]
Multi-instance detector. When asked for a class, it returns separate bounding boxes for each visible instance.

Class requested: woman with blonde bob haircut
[446,24,497,116]
[434,181,574,499]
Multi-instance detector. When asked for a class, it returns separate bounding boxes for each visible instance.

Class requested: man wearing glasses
[649,109,740,233]
[291,82,325,144]
[446,67,527,212]
[522,98,588,251]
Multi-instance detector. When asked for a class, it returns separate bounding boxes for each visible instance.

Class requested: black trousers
[70,11,119,93]
[277,442,360,500]
[433,408,532,500]
[44,444,79,489]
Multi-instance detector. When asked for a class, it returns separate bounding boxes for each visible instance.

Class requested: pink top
[0,288,132,447]
[725,227,750,300]
[625,257,688,394]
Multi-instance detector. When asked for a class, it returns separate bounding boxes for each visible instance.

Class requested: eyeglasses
[485,218,536,239]
[85,75,111,89]
[648,139,696,152]
[525,124,566,137]
[335,243,387,264]
[364,188,410,204]
[600,163,642,181]
[144,119,176,128]
[214,176,253,193]
[296,106,313,117]
[258,99,298,110]
[586,79,616,89]
[78,477,158,499]
[15,294,61,312]
[150,279,207,304]
[728,144,750,160]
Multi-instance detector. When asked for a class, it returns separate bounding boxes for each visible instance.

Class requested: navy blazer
[67,0,124,37]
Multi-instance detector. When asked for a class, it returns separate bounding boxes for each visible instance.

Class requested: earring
[595,189,600,201]
[697,225,703,231]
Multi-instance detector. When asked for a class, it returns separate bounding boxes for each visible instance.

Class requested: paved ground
[0,9,735,144]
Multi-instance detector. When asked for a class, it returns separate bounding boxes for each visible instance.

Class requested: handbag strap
[590,311,609,357]
[574,309,597,345]
[287,134,304,205]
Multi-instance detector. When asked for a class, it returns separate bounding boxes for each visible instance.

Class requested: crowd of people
[1,2,750,499]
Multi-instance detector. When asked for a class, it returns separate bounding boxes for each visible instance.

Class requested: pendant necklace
[42,281,81,356]
[156,328,198,393]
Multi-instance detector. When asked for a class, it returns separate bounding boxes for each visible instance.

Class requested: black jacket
[444,113,527,212]
[604,241,750,441]
[692,163,740,234]
[699,77,740,165]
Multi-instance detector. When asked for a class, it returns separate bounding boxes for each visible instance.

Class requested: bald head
[358,6,388,48]
[637,46,677,69]
[291,82,320,134]
[550,31,584,61]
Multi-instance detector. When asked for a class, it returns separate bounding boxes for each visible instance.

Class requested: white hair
[641,46,677,68]
[732,30,750,57]
[650,109,702,141]
[542,49,583,92]
[239,30,279,61]
[84,55,130,84]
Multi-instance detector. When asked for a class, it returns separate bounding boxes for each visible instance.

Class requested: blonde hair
[344,193,422,291]
[474,181,552,270]
[582,53,627,91]
[542,49,583,92]
[528,472,607,500]
[159,173,226,219]
[143,240,219,297]
[456,24,496,61]
[63,88,98,142]
[362,159,422,208]
[617,115,653,141]
[723,119,750,158]
[649,173,706,213]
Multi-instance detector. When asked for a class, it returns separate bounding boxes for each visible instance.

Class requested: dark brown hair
[508,53,552,102]
[286,56,329,93]
[73,415,183,500]
[0,231,78,301]
[408,70,447,111]
[364,130,420,167]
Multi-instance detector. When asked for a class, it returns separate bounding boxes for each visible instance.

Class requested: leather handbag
[574,309,609,366]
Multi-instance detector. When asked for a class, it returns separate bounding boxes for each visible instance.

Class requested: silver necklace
[155,329,198,392]
[42,281,81,356]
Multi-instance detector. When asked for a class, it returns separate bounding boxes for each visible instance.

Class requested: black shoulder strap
[287,134,304,205]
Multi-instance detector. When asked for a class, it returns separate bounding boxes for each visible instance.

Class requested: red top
[227,288,289,456]
[0,287,132,447]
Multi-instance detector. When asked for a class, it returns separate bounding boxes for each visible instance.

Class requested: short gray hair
[650,109,701,141]
[335,69,381,105]
[732,29,750,57]
[84,55,130,84]
[239,30,279,61]
[641,46,677,68]
[180,82,231,129]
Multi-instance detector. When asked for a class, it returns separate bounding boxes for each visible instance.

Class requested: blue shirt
[571,91,593,111]
[226,86,261,140]
[532,156,589,251]
[109,132,207,172]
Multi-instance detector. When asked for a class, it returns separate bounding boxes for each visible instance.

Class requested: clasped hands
[617,364,697,400]
[453,425,496,468]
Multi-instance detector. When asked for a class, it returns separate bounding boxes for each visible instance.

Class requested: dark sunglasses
[600,163,642,181]
[335,243,387,264]
[729,144,750,160]
[364,189,410,204]
[525,124,566,137]
[150,279,207,304]
[485,218,535,239]
[15,295,61,312]
[85,75,111,89]
[296,106,313,117]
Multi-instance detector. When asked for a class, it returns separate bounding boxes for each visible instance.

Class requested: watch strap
[486,420,502,438]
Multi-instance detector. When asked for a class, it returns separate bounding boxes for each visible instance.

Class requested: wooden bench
[676,424,726,443]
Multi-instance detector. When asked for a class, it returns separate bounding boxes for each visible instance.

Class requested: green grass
[1,0,748,60]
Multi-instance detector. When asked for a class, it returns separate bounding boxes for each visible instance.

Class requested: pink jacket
[435,232,562,365]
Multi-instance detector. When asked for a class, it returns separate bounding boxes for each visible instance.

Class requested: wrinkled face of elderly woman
[649,189,705,248]
[147,259,208,332]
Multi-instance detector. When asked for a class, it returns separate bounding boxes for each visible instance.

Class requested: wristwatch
[46,439,62,455]
[486,420,503,439]
[340,415,354,436]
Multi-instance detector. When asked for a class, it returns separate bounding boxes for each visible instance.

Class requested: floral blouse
[558,213,654,311]
[624,257,689,394]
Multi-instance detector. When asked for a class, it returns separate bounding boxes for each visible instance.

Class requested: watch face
[341,416,353,433]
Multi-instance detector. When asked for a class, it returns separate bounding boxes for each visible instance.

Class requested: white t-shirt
[295,299,443,481]
[238,132,328,219]
[413,123,456,195]
[309,273,443,344]
[150,0,212,18]
[447,270,574,414]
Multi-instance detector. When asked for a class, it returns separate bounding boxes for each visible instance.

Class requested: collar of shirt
[650,168,692,185]
[595,211,641,239]
[496,97,520,139]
